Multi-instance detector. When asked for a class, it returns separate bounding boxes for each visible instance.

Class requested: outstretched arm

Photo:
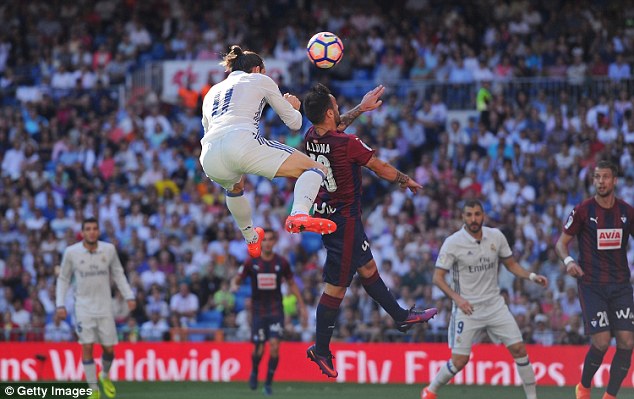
[337,85,385,131]
[364,155,422,193]
[501,256,548,287]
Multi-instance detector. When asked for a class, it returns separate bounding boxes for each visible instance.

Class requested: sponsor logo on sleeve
[564,213,574,229]
[437,253,446,266]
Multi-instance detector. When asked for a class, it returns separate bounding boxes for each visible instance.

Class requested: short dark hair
[303,83,334,124]
[220,45,264,73]
[81,217,99,230]
[263,228,278,239]
[595,159,619,177]
[462,199,484,212]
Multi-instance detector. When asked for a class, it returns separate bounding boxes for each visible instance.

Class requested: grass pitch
[107,381,633,398]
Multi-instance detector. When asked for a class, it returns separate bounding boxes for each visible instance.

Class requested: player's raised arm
[260,74,303,130]
[337,85,385,131]
[364,155,422,193]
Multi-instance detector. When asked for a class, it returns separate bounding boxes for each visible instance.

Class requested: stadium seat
[236,284,252,298]
[198,310,223,327]
[188,321,221,342]
[234,295,247,312]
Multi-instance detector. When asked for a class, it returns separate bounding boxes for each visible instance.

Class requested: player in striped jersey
[231,228,306,395]
[199,45,336,260]
[556,160,634,399]
[302,83,437,379]
[422,200,547,399]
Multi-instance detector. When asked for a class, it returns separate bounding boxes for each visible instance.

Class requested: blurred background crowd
[1,0,633,347]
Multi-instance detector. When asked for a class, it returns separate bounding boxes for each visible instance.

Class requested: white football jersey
[56,241,134,317]
[201,71,302,144]
[435,226,513,304]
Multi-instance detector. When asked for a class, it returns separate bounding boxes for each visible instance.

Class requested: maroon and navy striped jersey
[238,254,293,317]
[563,197,634,285]
[304,127,375,218]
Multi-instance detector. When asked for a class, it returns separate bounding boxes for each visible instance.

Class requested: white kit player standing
[199,45,336,260]
[421,200,548,399]
[56,218,135,399]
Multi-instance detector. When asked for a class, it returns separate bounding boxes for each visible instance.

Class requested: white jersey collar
[460,225,488,244]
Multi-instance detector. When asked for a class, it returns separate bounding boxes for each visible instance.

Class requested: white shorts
[448,295,523,356]
[76,315,118,346]
[199,131,295,190]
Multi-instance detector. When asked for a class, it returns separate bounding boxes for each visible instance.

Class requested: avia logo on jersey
[596,228,622,250]
[256,273,277,290]
[306,142,331,154]
[616,308,634,320]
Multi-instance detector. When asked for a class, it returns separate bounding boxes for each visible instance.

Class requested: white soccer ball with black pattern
[306,32,344,69]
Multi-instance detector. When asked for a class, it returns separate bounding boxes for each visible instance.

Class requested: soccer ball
[306,32,344,69]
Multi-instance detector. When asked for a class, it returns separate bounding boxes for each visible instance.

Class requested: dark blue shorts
[578,283,634,335]
[321,215,374,287]
[251,314,284,343]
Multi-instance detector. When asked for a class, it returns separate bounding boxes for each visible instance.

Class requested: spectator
[44,314,73,342]
[608,54,631,81]
[139,310,169,342]
[170,283,199,326]
[532,313,554,346]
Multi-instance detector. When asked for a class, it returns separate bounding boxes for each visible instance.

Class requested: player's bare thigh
[275,151,326,178]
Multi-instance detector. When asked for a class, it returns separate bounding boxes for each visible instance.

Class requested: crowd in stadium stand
[0,0,633,346]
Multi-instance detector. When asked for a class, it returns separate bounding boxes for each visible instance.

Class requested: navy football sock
[361,270,408,322]
[606,348,632,396]
[252,349,263,374]
[581,345,606,388]
[315,293,342,355]
[265,356,279,385]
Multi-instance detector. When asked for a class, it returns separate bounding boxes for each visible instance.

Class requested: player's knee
[309,162,327,177]
[616,334,634,350]
[508,342,527,358]
[102,347,115,358]
[358,260,378,278]
[452,356,469,370]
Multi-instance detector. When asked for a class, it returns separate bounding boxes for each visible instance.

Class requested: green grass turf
[106,381,634,398]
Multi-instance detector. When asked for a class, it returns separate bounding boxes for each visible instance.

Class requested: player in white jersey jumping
[56,218,135,399]
[421,200,548,399]
[199,45,336,258]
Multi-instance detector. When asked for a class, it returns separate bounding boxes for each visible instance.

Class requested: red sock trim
[360,270,380,286]
[319,293,343,309]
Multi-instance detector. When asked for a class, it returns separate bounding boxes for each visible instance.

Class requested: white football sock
[226,192,257,242]
[83,361,99,392]
[428,359,459,393]
[515,356,537,399]
[290,168,325,216]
